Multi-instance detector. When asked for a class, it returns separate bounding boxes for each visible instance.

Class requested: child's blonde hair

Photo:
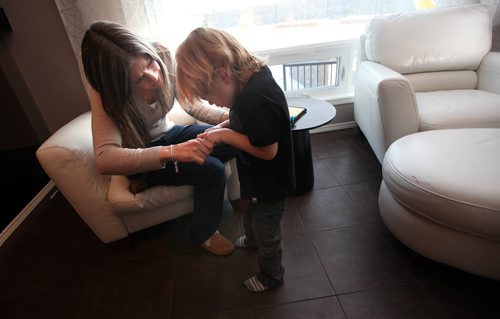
[176,27,265,105]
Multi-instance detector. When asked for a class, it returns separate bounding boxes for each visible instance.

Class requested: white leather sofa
[36,103,240,243]
[354,4,500,163]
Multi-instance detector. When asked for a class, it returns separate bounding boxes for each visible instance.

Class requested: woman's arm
[180,98,229,125]
[200,128,278,161]
[90,89,164,175]
[159,138,213,165]
[90,89,214,175]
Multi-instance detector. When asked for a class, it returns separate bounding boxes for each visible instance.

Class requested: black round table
[287,97,336,196]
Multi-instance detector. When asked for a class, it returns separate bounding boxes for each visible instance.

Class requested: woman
[80,21,235,256]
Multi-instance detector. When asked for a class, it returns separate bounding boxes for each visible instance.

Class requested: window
[258,40,356,100]
[122,0,421,101]
[56,0,498,102]
[282,60,339,91]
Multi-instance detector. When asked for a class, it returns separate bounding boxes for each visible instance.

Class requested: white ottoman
[379,128,500,280]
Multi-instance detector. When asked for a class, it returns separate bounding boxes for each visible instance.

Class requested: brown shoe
[200,231,234,256]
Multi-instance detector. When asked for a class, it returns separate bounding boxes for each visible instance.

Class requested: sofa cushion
[417,89,500,130]
[364,4,491,74]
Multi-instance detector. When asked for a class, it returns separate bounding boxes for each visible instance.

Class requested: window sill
[310,90,354,105]
[286,90,354,105]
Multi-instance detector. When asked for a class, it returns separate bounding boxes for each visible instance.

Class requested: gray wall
[0,0,89,149]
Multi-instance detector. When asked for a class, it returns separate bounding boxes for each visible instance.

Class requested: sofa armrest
[478,51,500,95]
[354,61,419,162]
[36,112,129,243]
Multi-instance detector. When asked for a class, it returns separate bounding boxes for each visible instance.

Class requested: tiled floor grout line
[168,254,180,319]
[290,194,349,318]
[3,128,499,319]
[414,278,447,319]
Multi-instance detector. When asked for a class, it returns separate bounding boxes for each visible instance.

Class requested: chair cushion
[382,128,500,241]
[416,89,500,130]
[168,101,197,125]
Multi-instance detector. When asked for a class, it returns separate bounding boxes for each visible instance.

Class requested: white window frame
[254,38,358,104]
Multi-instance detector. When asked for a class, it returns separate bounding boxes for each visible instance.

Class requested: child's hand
[198,129,224,144]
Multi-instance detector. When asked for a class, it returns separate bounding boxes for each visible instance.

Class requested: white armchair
[36,102,240,243]
[354,4,500,163]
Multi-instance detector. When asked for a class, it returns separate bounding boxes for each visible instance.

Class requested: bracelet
[170,144,179,173]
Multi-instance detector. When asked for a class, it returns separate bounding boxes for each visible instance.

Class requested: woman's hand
[164,138,214,165]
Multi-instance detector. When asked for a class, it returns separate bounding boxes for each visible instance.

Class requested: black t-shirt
[229,66,295,202]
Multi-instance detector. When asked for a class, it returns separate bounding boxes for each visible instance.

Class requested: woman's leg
[147,125,234,244]
[146,156,226,244]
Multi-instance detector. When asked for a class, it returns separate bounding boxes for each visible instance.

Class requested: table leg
[291,129,314,197]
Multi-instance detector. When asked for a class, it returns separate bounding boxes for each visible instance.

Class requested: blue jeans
[145,125,236,244]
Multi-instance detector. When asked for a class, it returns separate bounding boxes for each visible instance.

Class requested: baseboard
[0,180,55,247]
[310,121,357,134]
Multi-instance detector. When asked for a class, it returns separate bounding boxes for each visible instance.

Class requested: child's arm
[200,128,278,161]
[204,119,230,132]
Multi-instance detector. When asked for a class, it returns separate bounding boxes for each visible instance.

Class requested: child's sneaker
[244,276,270,293]
[234,235,256,248]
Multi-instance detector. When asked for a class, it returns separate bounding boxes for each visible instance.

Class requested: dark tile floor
[1,128,499,319]
[1,145,49,230]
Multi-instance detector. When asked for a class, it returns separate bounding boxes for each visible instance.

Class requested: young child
[176,27,295,293]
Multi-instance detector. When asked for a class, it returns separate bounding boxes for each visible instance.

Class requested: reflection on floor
[1,128,499,319]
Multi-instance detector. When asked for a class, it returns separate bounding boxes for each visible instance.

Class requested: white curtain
[55,0,135,58]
